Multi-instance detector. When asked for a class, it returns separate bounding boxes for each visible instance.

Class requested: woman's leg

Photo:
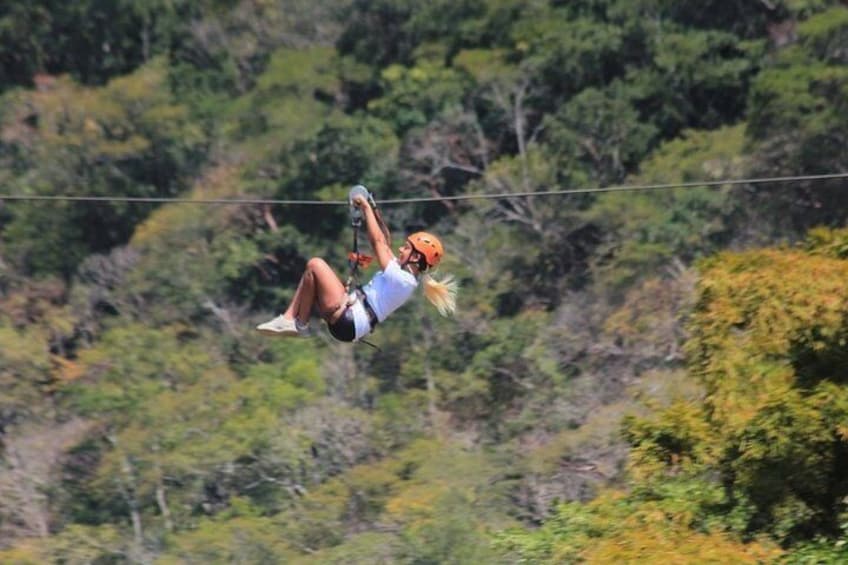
[283,258,347,323]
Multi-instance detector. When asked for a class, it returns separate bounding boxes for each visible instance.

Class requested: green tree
[158,502,296,564]
[1,60,205,277]
[61,334,329,538]
[0,0,211,88]
[543,86,657,185]
[744,7,848,232]
[625,29,754,138]
[586,124,747,293]
[511,14,626,104]
[0,3,52,88]
[628,230,848,544]
[271,114,399,240]
[495,485,781,563]
[369,61,469,135]
[337,0,420,68]
[225,46,342,145]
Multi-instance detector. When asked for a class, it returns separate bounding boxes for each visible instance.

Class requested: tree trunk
[513,79,530,192]
[121,454,144,547]
[108,435,144,553]
[155,480,174,532]
[154,455,174,532]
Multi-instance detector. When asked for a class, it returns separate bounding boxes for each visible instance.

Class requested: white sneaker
[256,315,306,337]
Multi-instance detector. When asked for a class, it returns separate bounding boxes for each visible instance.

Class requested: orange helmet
[408,231,444,269]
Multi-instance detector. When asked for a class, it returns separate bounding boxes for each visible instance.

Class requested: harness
[355,287,379,330]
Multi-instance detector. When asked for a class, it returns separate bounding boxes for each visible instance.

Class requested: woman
[256,194,457,341]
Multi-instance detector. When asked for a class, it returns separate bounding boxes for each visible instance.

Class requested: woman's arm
[354,195,394,270]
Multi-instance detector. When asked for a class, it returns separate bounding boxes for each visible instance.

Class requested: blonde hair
[421,273,458,317]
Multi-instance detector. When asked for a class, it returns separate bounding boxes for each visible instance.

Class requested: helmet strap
[401,260,418,275]
[402,246,428,275]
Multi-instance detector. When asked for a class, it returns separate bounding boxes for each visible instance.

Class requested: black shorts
[327,306,356,342]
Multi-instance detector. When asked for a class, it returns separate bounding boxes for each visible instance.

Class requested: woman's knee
[306,257,328,272]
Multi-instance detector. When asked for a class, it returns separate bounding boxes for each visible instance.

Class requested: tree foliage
[625,229,848,546]
[1,0,848,561]
[0,59,206,276]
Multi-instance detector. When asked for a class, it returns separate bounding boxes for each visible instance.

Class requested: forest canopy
[1,0,848,562]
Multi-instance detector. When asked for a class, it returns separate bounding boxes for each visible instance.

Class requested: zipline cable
[0,172,846,206]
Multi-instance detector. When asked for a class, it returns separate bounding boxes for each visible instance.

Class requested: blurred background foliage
[1,0,848,562]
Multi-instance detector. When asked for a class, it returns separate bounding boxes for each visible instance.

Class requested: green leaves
[4,0,848,561]
[511,15,626,101]
[798,6,848,63]
[66,325,216,418]
[543,86,657,184]
[587,125,746,292]
[746,7,848,198]
[507,228,848,559]
[630,236,848,543]
[626,29,753,138]
[370,62,469,134]
[0,59,206,277]
[226,46,341,146]
[495,484,781,563]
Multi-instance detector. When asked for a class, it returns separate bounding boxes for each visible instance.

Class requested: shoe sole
[256,327,299,337]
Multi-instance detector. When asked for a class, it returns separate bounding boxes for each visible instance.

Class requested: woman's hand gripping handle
[352,193,394,270]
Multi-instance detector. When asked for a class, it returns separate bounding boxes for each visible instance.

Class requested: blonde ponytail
[421,273,458,317]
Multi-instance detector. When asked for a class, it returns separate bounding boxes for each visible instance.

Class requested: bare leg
[283,258,347,323]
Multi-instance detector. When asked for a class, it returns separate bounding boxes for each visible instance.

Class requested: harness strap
[345,218,362,291]
[354,287,379,330]
[359,338,381,351]
[343,288,381,351]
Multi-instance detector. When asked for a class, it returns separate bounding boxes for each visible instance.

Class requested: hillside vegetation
[1,0,848,562]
